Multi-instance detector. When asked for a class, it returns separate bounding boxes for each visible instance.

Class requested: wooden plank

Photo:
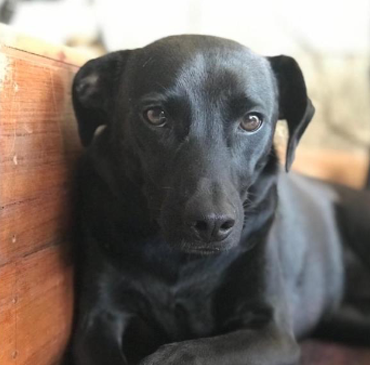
[292,148,369,189]
[0,41,82,264]
[0,245,73,365]
[0,189,71,267]
[276,144,368,189]
[0,25,90,365]
[0,47,81,206]
[0,24,96,67]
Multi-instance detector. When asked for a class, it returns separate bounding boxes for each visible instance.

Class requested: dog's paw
[139,341,205,365]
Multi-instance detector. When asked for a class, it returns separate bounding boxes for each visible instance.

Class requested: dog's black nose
[189,214,235,242]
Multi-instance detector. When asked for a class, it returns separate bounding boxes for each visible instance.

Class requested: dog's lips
[179,240,236,255]
[182,246,224,255]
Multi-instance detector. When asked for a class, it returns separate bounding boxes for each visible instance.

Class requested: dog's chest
[120,265,222,364]
[139,265,220,341]
[124,256,234,342]
[167,287,214,339]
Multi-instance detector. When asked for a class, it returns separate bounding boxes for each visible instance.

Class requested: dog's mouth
[177,235,237,255]
[181,246,225,256]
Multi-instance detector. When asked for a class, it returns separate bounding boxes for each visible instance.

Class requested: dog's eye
[144,107,168,127]
[239,113,263,132]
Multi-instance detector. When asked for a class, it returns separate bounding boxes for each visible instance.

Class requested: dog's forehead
[175,50,274,103]
[128,36,275,104]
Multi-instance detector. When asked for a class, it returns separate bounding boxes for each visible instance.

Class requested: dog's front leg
[73,310,130,365]
[139,323,299,365]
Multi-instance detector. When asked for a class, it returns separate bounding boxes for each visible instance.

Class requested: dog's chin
[165,236,238,256]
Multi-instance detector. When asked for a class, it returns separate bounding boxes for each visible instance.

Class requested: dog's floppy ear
[268,56,315,172]
[72,51,131,146]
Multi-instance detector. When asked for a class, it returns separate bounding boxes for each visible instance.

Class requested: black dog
[70,35,370,365]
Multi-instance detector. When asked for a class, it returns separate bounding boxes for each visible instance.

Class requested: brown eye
[240,113,263,132]
[144,107,168,127]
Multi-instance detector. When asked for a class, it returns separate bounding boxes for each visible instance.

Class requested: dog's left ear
[268,56,315,172]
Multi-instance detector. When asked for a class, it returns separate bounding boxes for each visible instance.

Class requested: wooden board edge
[0,24,94,67]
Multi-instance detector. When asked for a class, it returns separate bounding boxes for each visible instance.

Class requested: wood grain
[0,24,89,365]
[0,245,73,365]
[0,46,81,265]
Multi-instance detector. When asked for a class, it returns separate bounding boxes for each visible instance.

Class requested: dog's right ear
[72,51,131,147]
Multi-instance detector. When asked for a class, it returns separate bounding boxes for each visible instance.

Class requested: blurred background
[1,0,370,180]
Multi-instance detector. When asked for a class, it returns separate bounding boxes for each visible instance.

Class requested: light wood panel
[0,24,90,365]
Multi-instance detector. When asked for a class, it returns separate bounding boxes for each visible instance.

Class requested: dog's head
[73,35,314,254]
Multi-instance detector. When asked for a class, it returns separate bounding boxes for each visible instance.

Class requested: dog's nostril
[220,219,235,231]
[190,215,235,241]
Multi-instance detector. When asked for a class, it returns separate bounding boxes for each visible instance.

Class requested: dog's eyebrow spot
[229,95,264,112]
[136,93,172,111]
